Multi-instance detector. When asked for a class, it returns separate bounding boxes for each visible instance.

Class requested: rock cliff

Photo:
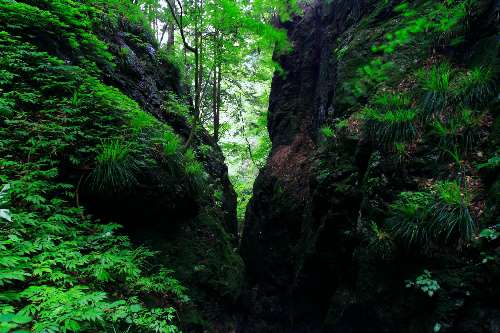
[240,0,500,332]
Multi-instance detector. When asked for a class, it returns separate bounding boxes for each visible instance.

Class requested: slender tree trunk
[184,0,203,149]
[166,0,205,149]
[213,64,219,142]
[184,49,200,149]
[159,23,168,45]
[164,0,176,48]
[212,30,220,142]
[167,23,175,49]
[214,62,222,142]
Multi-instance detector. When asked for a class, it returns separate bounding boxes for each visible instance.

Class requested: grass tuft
[431,180,476,242]
[455,66,497,108]
[387,191,434,248]
[431,108,481,154]
[387,181,476,248]
[89,139,139,193]
[363,106,418,147]
[418,62,455,116]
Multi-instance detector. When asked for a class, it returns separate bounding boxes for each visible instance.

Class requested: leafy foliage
[479,226,500,241]
[369,222,395,260]
[163,131,182,157]
[0,2,202,331]
[477,155,500,170]
[405,270,441,297]
[350,0,470,99]
[0,175,186,332]
[0,0,116,74]
[321,126,335,138]
[184,148,205,177]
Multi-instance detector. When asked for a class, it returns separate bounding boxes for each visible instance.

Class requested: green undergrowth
[0,0,154,73]
[0,1,212,331]
[387,180,476,249]
[317,3,500,328]
[325,0,498,254]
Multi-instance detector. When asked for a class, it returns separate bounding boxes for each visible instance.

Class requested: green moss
[0,9,188,331]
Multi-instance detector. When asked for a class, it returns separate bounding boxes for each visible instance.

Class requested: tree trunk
[184,48,200,149]
[184,0,203,149]
[214,62,222,142]
[167,23,175,49]
[165,0,176,48]
[213,65,219,142]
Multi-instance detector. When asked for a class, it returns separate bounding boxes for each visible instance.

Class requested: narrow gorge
[0,0,499,332]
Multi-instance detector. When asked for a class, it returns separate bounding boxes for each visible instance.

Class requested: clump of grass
[455,66,497,108]
[418,62,455,116]
[387,180,476,249]
[363,92,419,148]
[89,139,139,193]
[431,108,481,154]
[373,91,412,109]
[431,180,476,243]
[418,63,496,117]
[387,191,434,248]
[363,106,418,147]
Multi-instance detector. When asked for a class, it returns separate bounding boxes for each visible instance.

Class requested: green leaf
[12,314,32,325]
[130,304,142,313]
[64,319,80,331]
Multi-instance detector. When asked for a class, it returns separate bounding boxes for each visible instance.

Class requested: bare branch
[165,0,197,54]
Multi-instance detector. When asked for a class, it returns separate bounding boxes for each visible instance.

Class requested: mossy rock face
[172,211,245,303]
[483,175,500,224]
[90,19,242,333]
[333,0,431,116]
[0,1,241,331]
[135,209,244,331]
[241,0,500,331]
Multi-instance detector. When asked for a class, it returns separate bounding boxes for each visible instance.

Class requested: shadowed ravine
[1,0,499,332]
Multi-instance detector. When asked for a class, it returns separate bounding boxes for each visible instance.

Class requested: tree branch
[166,0,197,54]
